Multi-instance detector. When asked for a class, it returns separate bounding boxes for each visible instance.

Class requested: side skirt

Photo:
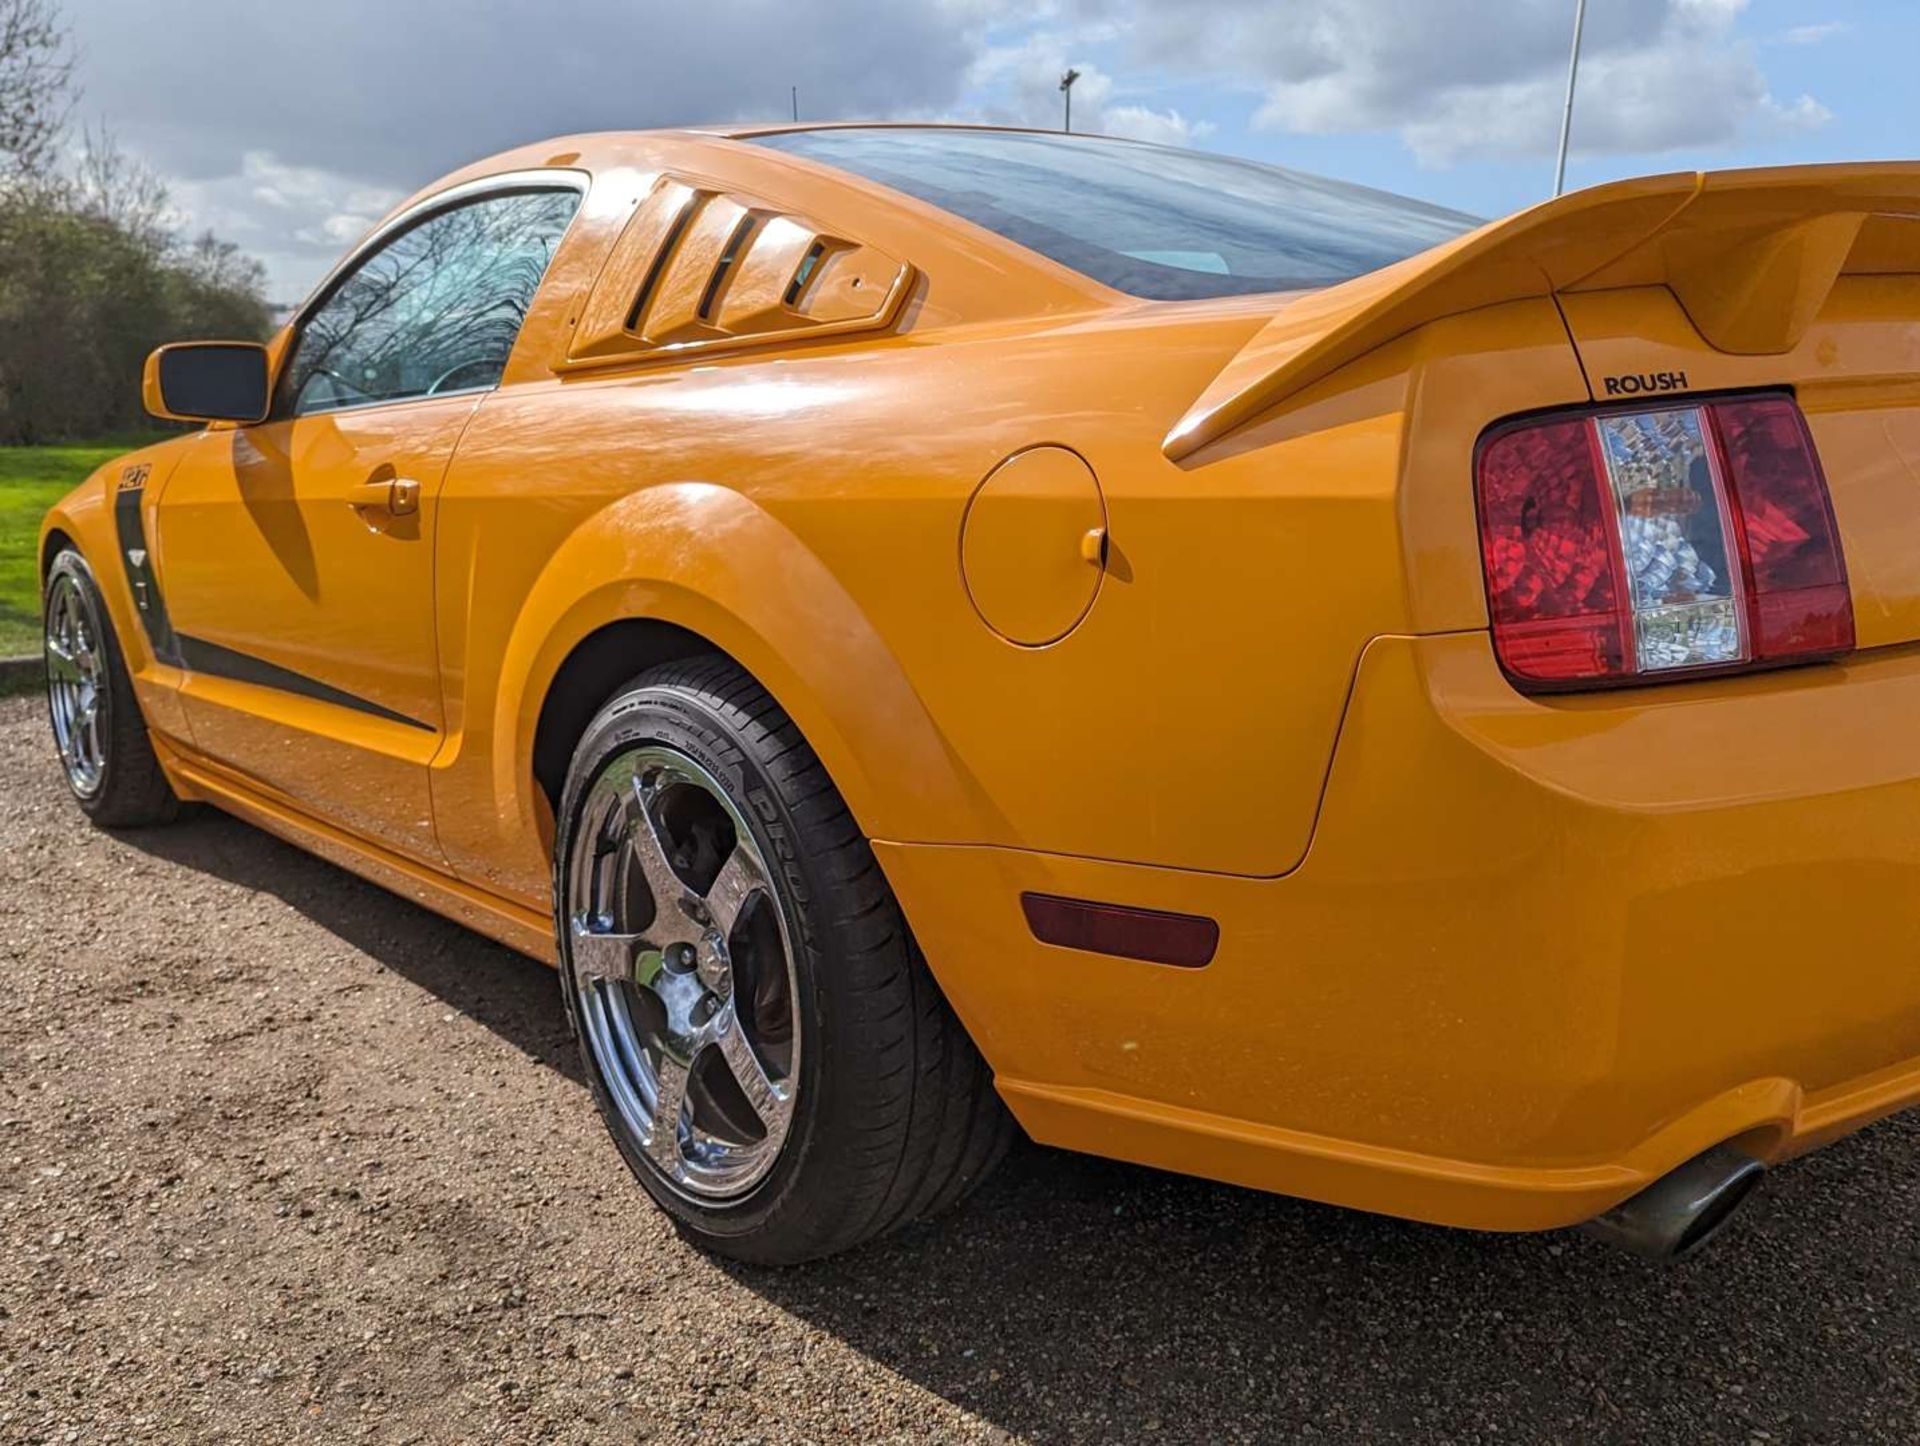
[152,732,557,964]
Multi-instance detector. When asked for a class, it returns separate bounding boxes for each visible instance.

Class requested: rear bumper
[878,632,1920,1231]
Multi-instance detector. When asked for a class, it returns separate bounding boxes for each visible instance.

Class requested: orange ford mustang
[37,124,1920,1263]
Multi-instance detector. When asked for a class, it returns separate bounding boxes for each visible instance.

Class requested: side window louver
[568,176,913,365]
[784,242,828,308]
[623,193,698,333]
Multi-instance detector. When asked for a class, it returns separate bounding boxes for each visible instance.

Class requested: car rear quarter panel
[433,283,1590,906]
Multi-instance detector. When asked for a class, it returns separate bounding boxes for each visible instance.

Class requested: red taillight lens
[1475,393,1852,691]
[1476,418,1629,682]
[1711,397,1854,661]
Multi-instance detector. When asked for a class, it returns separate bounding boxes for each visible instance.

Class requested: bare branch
[73,123,175,255]
[0,0,73,178]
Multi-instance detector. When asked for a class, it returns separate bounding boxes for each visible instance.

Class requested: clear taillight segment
[1476,394,1852,690]
[1595,408,1745,673]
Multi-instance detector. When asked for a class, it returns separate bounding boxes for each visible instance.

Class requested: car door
[154,180,583,863]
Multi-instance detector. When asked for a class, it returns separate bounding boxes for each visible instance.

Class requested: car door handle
[345,477,420,516]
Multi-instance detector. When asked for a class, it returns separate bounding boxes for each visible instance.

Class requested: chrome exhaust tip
[1581,1145,1766,1261]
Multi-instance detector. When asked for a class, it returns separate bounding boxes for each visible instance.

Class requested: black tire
[42,549,181,829]
[554,656,1011,1264]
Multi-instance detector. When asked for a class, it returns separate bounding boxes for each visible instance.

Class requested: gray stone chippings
[0,694,1916,1444]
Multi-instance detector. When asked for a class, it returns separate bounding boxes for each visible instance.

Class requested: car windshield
[752,126,1481,301]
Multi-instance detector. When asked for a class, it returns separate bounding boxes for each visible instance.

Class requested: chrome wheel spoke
[713,1006,790,1136]
[703,846,764,938]
[626,775,702,940]
[45,637,81,687]
[645,1053,691,1174]
[571,921,641,986]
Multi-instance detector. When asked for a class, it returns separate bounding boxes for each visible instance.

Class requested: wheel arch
[483,481,1005,877]
[40,525,77,583]
[530,617,719,808]
[37,462,138,664]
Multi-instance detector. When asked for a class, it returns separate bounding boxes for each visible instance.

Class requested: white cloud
[1109,0,1829,166]
[65,0,976,183]
[1102,105,1215,147]
[61,0,979,297]
[1780,21,1851,45]
[1372,24,1833,166]
[1761,92,1835,131]
[169,154,403,304]
[957,32,1203,145]
[53,0,1833,296]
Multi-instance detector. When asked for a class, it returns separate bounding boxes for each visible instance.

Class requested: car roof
[706,120,1107,142]
[407,121,1093,193]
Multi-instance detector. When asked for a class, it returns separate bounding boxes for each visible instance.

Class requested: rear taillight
[1475,394,1852,691]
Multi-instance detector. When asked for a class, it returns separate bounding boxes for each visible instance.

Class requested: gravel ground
[3,693,1920,1444]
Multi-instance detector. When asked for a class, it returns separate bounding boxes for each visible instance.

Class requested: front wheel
[554,657,1010,1264]
[43,549,180,828]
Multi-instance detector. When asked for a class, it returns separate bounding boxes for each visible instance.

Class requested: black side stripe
[175,634,435,732]
[110,466,430,731]
[113,475,184,668]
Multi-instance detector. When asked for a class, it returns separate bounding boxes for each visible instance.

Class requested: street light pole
[1060,68,1081,134]
[1552,0,1588,197]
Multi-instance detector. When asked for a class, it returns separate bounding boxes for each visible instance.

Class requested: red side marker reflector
[1020,892,1219,968]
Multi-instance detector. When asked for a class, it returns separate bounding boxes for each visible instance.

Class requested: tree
[177,229,267,299]
[0,0,70,179]
[0,5,272,442]
[0,187,274,441]
[73,123,173,256]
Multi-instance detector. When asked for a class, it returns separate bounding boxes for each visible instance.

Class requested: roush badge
[1602,370,1690,397]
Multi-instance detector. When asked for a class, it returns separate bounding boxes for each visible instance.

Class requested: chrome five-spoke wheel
[45,566,108,798]
[557,660,1009,1262]
[566,746,799,1202]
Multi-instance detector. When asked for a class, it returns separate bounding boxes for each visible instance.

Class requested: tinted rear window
[752,127,1480,301]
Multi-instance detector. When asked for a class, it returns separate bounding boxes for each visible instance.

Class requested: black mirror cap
[143,342,271,424]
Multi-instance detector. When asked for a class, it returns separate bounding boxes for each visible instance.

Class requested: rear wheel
[43,549,180,828]
[554,657,1011,1264]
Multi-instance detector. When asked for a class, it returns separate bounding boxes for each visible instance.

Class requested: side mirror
[142,342,271,424]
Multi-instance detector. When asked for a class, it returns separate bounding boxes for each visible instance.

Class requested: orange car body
[40,127,1920,1234]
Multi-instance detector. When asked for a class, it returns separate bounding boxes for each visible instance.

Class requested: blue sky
[58,0,1913,297]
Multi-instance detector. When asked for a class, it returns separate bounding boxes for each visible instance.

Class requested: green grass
[0,436,155,657]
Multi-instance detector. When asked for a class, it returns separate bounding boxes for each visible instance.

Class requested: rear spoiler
[1164,162,1920,461]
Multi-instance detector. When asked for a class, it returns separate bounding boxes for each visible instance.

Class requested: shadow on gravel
[120,805,1920,1443]
[729,1126,1920,1443]
[117,805,585,1086]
